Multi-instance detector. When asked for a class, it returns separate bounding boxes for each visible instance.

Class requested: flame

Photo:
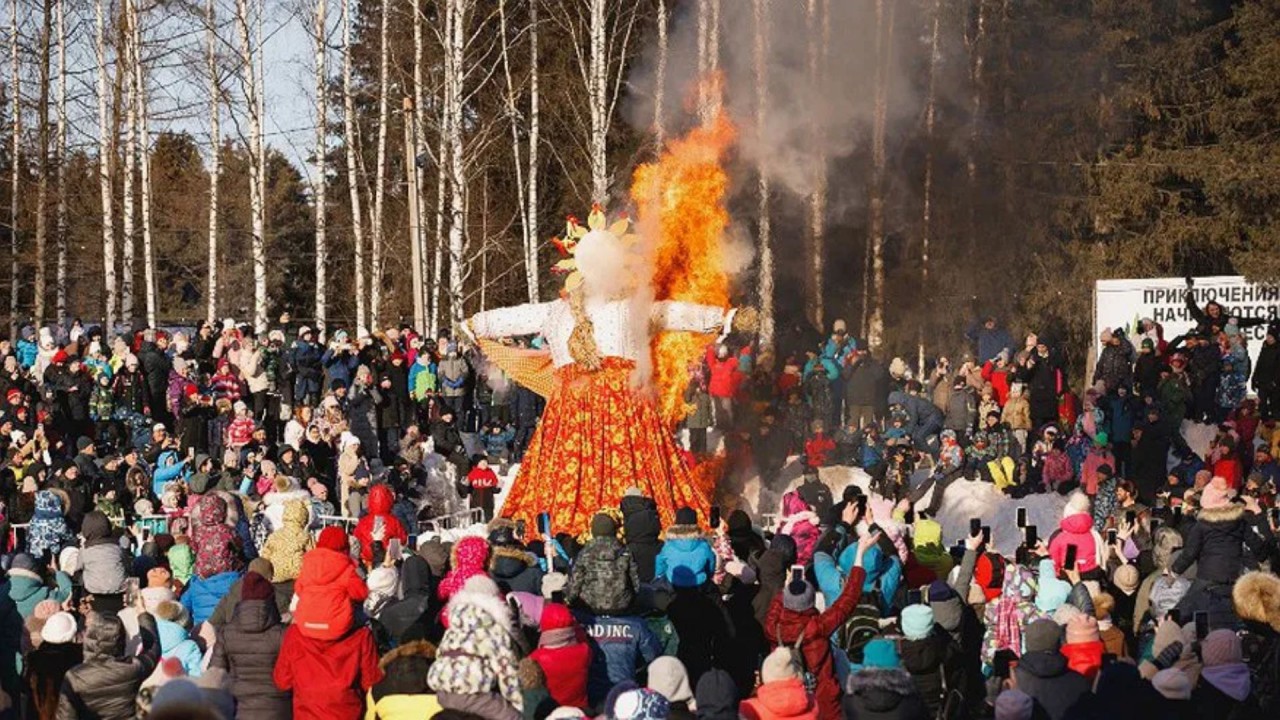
[630,112,737,426]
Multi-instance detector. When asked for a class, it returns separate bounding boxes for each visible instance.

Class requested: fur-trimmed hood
[663,524,705,541]
[844,667,918,713]
[1234,571,1280,631]
[378,639,437,670]
[490,545,537,575]
[446,585,514,630]
[1197,503,1245,524]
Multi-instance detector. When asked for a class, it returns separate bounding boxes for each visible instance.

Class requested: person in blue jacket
[574,609,663,707]
[15,326,38,369]
[966,316,1014,365]
[887,389,945,456]
[814,535,902,617]
[320,330,360,391]
[181,568,242,628]
[653,507,716,589]
[287,327,324,406]
[151,450,188,498]
[154,600,205,677]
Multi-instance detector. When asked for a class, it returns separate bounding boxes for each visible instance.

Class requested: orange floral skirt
[500,357,713,537]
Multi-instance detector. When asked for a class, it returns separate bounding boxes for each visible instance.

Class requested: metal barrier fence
[417,507,485,535]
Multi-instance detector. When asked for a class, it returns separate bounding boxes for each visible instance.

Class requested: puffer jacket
[156,615,204,677]
[365,641,442,720]
[293,545,368,640]
[899,630,962,718]
[380,556,440,644]
[352,485,408,563]
[437,536,491,601]
[620,494,663,582]
[1012,650,1091,720]
[740,678,819,720]
[181,570,242,627]
[80,511,129,596]
[192,493,243,579]
[6,567,73,618]
[260,500,315,582]
[841,667,930,720]
[575,612,664,706]
[437,356,470,398]
[426,586,523,712]
[274,623,382,720]
[980,565,1045,667]
[1048,512,1103,574]
[210,594,291,719]
[564,536,641,615]
[26,490,73,560]
[654,525,717,589]
[57,612,161,720]
[489,545,544,595]
[1173,503,1264,585]
[767,566,866,720]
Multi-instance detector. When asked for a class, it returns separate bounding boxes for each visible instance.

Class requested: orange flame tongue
[631,113,737,426]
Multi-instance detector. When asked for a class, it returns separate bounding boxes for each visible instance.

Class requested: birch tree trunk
[313,0,328,331]
[411,0,427,319]
[235,0,266,333]
[587,0,606,201]
[341,0,365,332]
[526,0,539,304]
[96,0,116,332]
[54,0,66,324]
[696,0,719,121]
[498,0,536,304]
[8,0,19,337]
[866,0,895,351]
[34,0,52,324]
[654,0,666,147]
[444,0,467,330]
[919,0,941,373]
[132,0,158,328]
[753,0,773,353]
[806,0,828,332]
[430,107,446,337]
[122,0,137,324]
[206,0,220,325]
[369,0,390,327]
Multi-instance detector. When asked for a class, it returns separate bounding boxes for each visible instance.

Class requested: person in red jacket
[529,602,590,710]
[293,526,368,640]
[352,484,408,563]
[274,614,383,719]
[803,420,836,468]
[766,530,877,720]
[706,343,742,429]
[463,456,502,521]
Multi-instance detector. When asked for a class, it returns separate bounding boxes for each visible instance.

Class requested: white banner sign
[1094,275,1280,374]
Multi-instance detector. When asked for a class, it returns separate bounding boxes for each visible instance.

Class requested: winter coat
[408,357,437,400]
[57,612,161,720]
[80,511,129,596]
[565,536,641,615]
[379,556,440,645]
[206,576,295,630]
[777,498,822,566]
[529,611,590,710]
[574,612,664,706]
[137,341,171,401]
[1172,503,1264,585]
[290,340,324,400]
[240,345,271,394]
[887,391,944,436]
[426,587,523,712]
[740,678,819,720]
[364,641,442,720]
[1060,639,1104,680]
[1048,512,1104,574]
[1012,650,1091,720]
[6,568,72,618]
[192,493,242,579]
[621,495,663,582]
[899,630,962,718]
[707,348,743,399]
[469,542,528,594]
[294,545,367,641]
[156,616,204,677]
[437,536,491,601]
[1094,344,1134,393]
[351,485,408,563]
[181,570,241,627]
[321,347,359,391]
[437,357,470,398]
[945,388,977,433]
[26,490,73,560]
[654,525,717,588]
[842,667,930,720]
[274,624,382,720]
[209,594,291,719]
[23,640,82,720]
[766,566,867,720]
[261,500,315,582]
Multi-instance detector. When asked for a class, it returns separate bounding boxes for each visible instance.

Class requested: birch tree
[341,0,365,332]
[806,0,828,331]
[33,0,51,323]
[918,0,941,372]
[443,0,466,329]
[131,0,157,327]
[8,0,19,336]
[411,0,426,319]
[753,0,773,352]
[498,0,538,304]
[369,0,390,326]
[654,0,666,147]
[206,0,220,324]
[696,0,720,121]
[121,0,136,323]
[312,0,327,330]
[865,0,896,350]
[96,0,117,332]
[54,0,66,323]
[234,0,266,332]
[526,0,539,304]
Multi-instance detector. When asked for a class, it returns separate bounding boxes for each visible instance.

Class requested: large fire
[630,113,737,426]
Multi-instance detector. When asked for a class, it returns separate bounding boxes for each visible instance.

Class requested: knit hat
[1066,614,1100,645]
[1024,619,1062,653]
[590,512,618,538]
[1199,477,1235,510]
[10,553,37,573]
[248,557,275,582]
[900,604,935,641]
[547,709,587,719]
[674,507,698,526]
[914,519,943,547]
[861,638,901,669]
[647,656,694,705]
[927,580,956,603]
[462,574,501,598]
[540,602,575,631]
[623,487,643,497]
[994,689,1034,720]
[40,612,78,644]
[58,547,81,576]
[76,436,93,452]
[1063,491,1091,518]
[1112,564,1140,595]
[317,526,349,553]
[782,579,816,612]
[613,688,671,720]
[1201,629,1242,667]
[240,571,274,601]
[140,586,177,613]
[760,647,801,684]
[1152,669,1192,700]
[366,566,399,596]
[1093,431,1109,447]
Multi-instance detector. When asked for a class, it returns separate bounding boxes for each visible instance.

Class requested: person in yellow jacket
[364,641,442,719]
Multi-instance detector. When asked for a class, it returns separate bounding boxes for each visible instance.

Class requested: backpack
[775,622,818,695]
[835,584,884,663]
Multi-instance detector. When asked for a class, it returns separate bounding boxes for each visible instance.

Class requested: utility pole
[403,97,425,331]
